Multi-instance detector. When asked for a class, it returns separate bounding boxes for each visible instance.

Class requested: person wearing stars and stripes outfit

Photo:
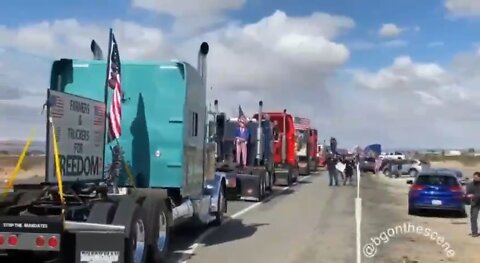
[235,106,250,167]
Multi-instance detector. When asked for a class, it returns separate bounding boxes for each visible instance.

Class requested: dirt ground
[363,161,480,263]
[0,155,45,185]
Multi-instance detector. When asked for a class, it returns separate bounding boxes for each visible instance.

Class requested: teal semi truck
[0,42,227,263]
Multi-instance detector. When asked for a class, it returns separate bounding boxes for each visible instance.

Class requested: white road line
[355,164,362,263]
[177,174,313,263]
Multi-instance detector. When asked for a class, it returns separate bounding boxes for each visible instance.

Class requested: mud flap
[298,162,309,175]
[237,173,261,200]
[274,166,290,186]
[225,172,239,199]
[75,232,124,263]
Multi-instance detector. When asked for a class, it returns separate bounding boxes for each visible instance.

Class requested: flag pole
[102,29,113,182]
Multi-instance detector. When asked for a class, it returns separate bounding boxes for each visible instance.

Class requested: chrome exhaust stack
[256,101,263,163]
[282,109,287,164]
[198,42,210,86]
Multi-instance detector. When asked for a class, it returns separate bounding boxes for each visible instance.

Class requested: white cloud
[347,52,480,148]
[131,0,246,33]
[378,23,403,38]
[0,10,354,143]
[0,19,175,60]
[445,0,480,17]
[348,39,408,50]
[4,8,480,148]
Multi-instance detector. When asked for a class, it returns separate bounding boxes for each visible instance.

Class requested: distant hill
[0,140,46,155]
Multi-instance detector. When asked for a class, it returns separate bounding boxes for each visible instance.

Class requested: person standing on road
[326,151,339,186]
[343,157,354,185]
[466,172,480,237]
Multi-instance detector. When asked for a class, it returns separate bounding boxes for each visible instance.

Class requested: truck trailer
[0,42,228,263]
[211,101,275,202]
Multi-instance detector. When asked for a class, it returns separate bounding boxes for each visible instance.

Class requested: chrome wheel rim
[134,219,146,263]
[157,212,168,252]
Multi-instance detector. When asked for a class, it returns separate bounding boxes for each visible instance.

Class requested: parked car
[407,171,466,216]
[360,157,376,173]
[383,159,430,178]
[380,151,406,160]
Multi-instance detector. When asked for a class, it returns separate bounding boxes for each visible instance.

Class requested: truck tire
[266,170,273,192]
[112,198,148,263]
[126,206,147,263]
[212,180,226,226]
[261,174,266,199]
[144,196,172,262]
[287,167,293,186]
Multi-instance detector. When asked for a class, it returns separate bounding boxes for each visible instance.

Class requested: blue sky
[1,0,478,69]
[2,0,480,148]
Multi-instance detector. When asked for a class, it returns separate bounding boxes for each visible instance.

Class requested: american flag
[49,94,65,119]
[238,105,246,122]
[107,32,122,142]
[294,116,311,130]
[93,104,105,126]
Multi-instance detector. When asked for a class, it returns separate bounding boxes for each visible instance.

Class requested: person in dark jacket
[326,151,339,186]
[343,157,354,185]
[466,172,480,237]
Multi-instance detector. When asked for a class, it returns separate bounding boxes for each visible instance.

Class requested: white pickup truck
[380,152,406,160]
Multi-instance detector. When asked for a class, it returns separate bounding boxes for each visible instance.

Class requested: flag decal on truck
[50,95,65,119]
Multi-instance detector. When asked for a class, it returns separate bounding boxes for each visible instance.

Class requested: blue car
[407,171,466,216]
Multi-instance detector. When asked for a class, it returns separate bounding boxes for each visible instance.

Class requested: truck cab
[259,111,298,186]
[0,42,226,263]
[293,117,312,175]
[213,101,275,201]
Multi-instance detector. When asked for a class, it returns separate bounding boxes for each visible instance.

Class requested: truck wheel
[125,205,148,263]
[142,194,172,262]
[266,170,273,192]
[212,181,226,226]
[288,166,297,184]
[261,174,267,197]
[287,169,293,186]
[257,176,264,201]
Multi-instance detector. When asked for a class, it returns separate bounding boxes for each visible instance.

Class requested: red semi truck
[309,128,319,171]
[254,110,299,186]
[293,116,314,175]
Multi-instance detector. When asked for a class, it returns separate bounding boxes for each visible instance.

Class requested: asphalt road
[170,170,357,263]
